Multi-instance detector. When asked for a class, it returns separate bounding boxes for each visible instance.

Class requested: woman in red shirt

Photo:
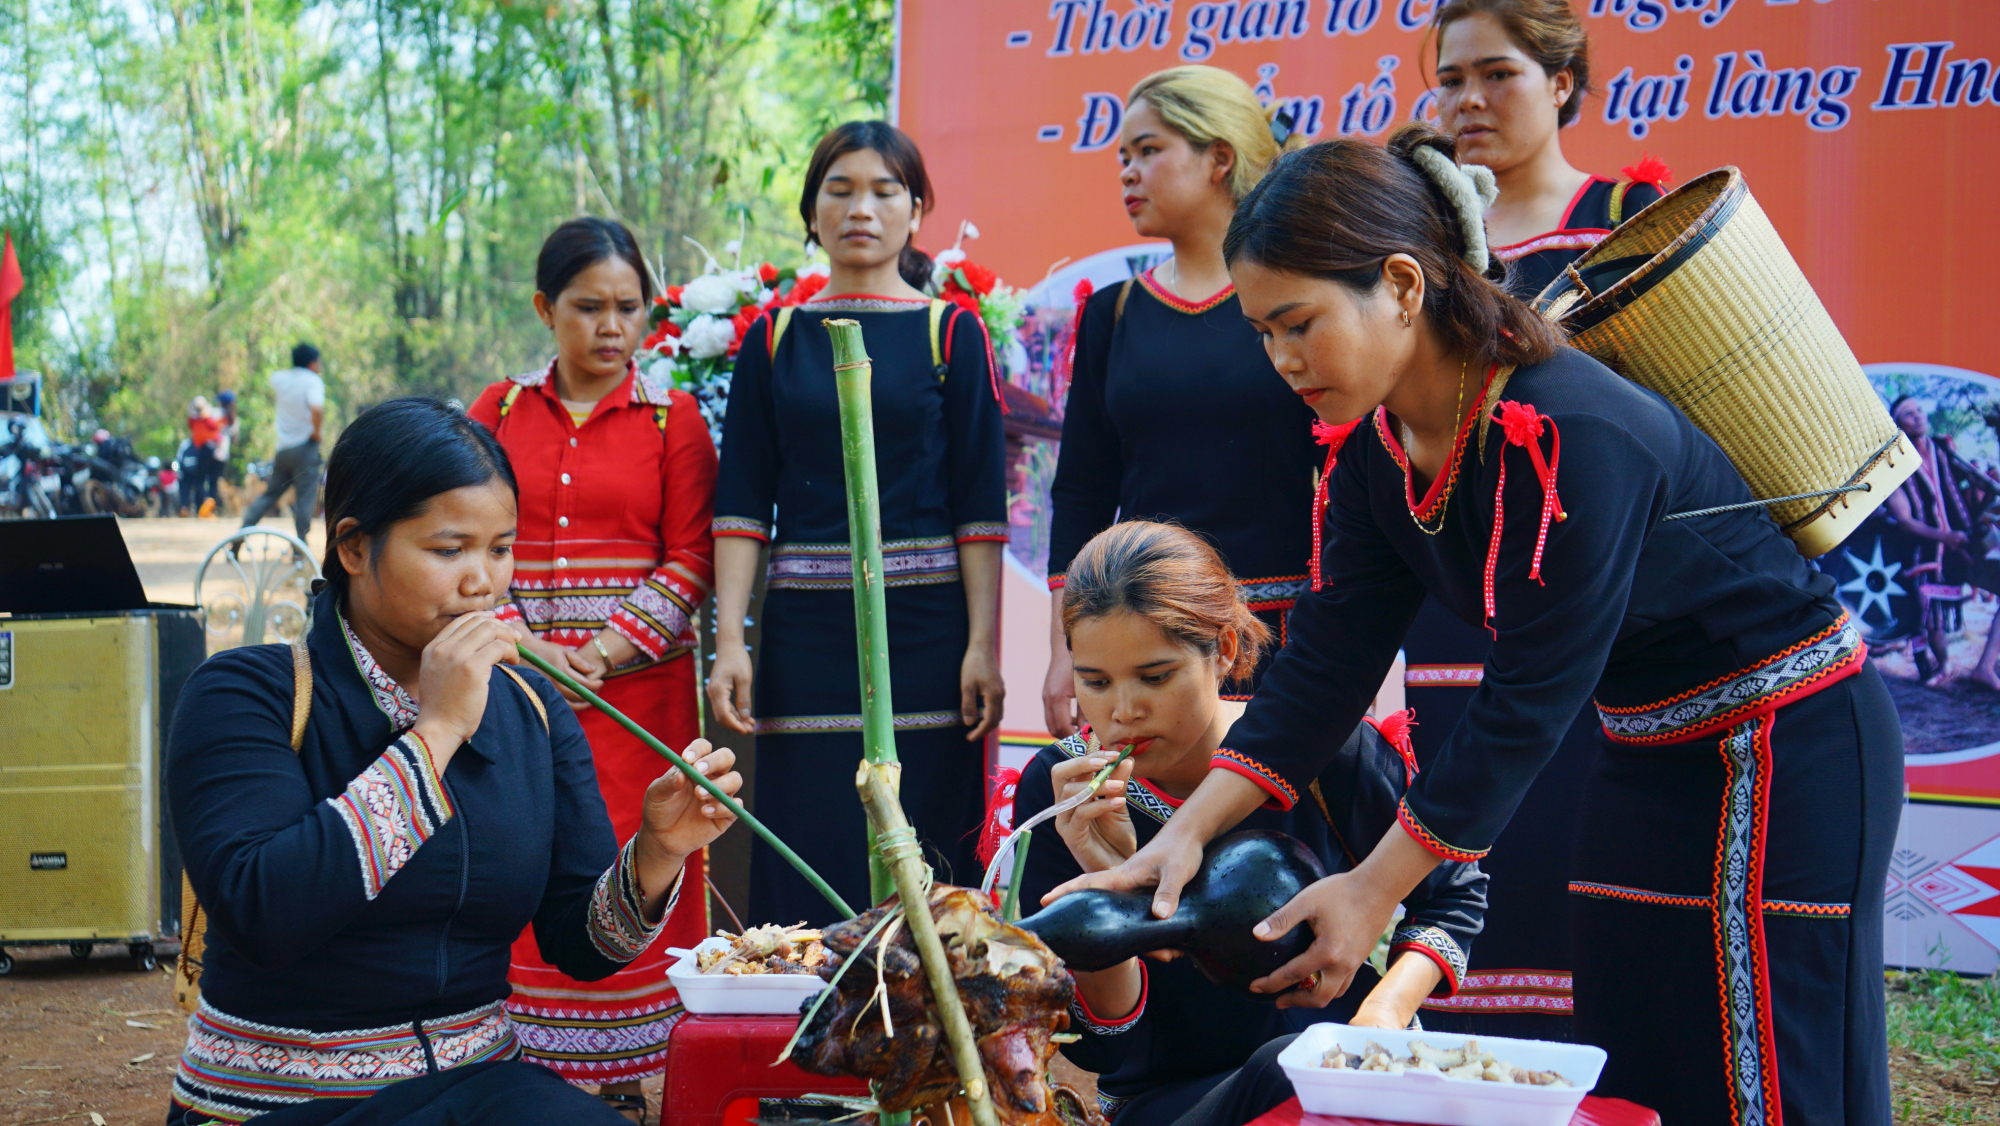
[469,218,717,1124]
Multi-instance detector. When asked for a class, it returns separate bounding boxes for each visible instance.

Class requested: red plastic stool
[662,1014,870,1126]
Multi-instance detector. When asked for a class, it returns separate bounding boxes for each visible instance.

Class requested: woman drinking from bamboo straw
[165,398,742,1126]
[1014,520,1485,1126]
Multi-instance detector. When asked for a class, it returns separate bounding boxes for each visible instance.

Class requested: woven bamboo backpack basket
[1534,167,1915,558]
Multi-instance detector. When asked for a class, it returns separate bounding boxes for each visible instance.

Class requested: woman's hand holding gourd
[1248,823,1443,1010]
[633,740,743,918]
[411,611,522,774]
[1050,752,1138,873]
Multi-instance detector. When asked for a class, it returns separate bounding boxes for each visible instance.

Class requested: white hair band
[1408,146,1499,273]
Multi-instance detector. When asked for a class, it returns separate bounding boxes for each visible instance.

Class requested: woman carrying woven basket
[1052,128,1901,1126]
[1394,0,1670,1043]
[164,398,743,1125]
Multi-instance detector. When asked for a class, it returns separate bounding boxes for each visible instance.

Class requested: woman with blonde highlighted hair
[1014,520,1486,1126]
[1042,65,1322,738]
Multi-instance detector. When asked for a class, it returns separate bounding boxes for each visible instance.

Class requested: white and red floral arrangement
[636,223,1022,448]
[636,240,829,446]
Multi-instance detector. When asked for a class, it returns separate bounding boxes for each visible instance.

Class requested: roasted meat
[790,886,1087,1124]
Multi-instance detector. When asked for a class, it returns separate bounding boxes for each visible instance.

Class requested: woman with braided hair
[1053,125,1899,1126]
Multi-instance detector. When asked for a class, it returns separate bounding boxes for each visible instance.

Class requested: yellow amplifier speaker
[0,608,203,975]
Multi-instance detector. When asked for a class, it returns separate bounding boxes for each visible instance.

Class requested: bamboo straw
[827,316,903,907]
[512,644,854,917]
[827,318,1000,1126]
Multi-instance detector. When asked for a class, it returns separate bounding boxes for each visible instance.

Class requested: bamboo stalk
[827,318,998,1126]
[1002,828,1033,922]
[512,644,854,918]
[825,317,901,906]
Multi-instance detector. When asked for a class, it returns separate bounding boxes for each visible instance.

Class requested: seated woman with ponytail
[164,398,743,1126]
[1056,127,1900,1126]
[1011,520,1485,1126]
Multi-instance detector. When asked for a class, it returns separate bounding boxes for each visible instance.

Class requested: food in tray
[1320,1038,1571,1087]
[695,923,828,976]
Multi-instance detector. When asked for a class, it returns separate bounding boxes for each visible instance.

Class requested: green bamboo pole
[1002,828,1033,922]
[513,644,853,917]
[827,319,999,1126]
[826,318,902,907]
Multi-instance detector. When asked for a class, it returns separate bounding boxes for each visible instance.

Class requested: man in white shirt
[239,343,327,540]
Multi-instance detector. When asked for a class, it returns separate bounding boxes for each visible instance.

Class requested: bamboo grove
[0,0,894,458]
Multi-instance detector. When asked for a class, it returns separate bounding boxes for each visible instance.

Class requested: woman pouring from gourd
[1052,126,1902,1126]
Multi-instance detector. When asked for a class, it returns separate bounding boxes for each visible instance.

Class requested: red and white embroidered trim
[1596,614,1864,745]
[329,735,455,902]
[1308,418,1361,592]
[1069,961,1148,1034]
[1405,664,1484,687]
[588,837,682,964]
[174,999,519,1122]
[1483,401,1565,635]
[1211,749,1299,810]
[1421,970,1574,1014]
[1388,924,1467,996]
[1396,797,1489,863]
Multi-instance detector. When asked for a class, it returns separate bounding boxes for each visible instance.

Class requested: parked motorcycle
[0,416,60,518]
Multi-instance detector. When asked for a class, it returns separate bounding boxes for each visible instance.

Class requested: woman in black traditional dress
[1058,128,1900,1126]
[707,121,1008,926]
[164,399,741,1125]
[1041,64,1320,736]
[1396,0,1669,1039]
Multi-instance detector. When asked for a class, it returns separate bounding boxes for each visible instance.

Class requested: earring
[1400,310,1412,328]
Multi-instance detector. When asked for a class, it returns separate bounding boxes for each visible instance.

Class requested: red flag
[0,234,22,380]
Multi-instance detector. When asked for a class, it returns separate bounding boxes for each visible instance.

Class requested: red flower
[1621,154,1672,188]
[726,306,759,356]
[788,273,828,305]
[653,295,670,305]
[945,287,981,315]
[758,262,779,284]
[666,285,685,305]
[658,319,681,337]
[959,260,998,295]
[641,324,674,352]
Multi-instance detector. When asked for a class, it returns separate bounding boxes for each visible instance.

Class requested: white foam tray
[1277,1023,1606,1126]
[666,936,829,1016]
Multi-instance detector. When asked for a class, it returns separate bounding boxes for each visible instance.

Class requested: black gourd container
[1015,830,1325,997]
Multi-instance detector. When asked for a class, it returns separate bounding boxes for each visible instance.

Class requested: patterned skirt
[504,653,708,1084]
[747,582,987,928]
[1570,646,1900,1125]
[1401,598,1594,1040]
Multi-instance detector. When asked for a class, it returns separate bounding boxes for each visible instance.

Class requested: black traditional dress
[1402,170,1666,1039]
[1014,724,1486,1126]
[164,594,672,1125]
[715,296,1008,926]
[1222,348,1899,1125]
[1050,268,1322,698]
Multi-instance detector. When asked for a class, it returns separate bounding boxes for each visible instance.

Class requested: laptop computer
[0,514,152,614]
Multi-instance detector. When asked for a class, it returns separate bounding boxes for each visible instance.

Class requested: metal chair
[193,528,319,650]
